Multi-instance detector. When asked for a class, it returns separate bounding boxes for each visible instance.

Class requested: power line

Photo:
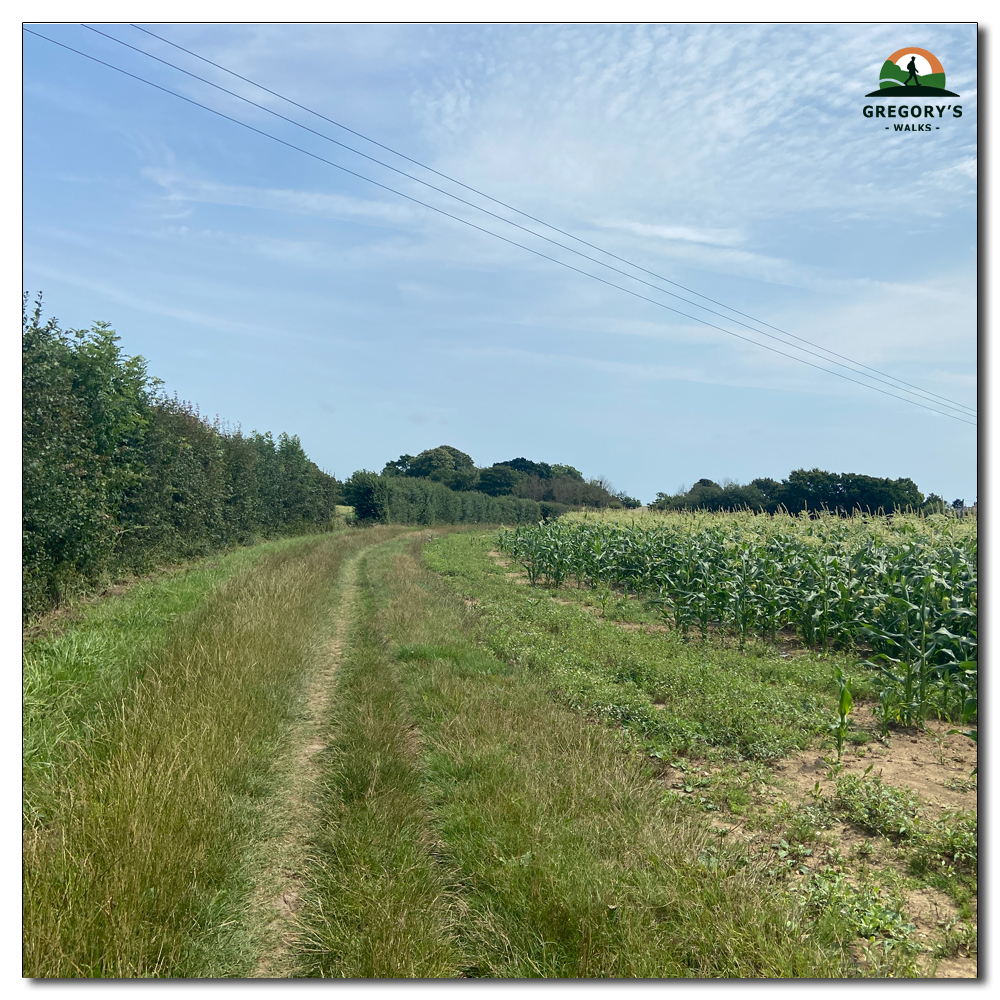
[125,22,977,419]
[80,23,977,421]
[23,27,976,427]
[26,26,977,428]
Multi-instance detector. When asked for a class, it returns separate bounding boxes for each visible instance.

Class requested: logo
[865,47,959,97]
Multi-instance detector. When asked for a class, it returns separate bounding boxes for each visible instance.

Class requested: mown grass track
[26,526,970,977]
[296,534,845,977]
[23,527,406,978]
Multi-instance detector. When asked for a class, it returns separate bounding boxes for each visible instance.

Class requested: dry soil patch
[776,716,977,813]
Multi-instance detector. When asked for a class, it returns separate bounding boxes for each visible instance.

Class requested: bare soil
[770,717,977,978]
[776,714,978,814]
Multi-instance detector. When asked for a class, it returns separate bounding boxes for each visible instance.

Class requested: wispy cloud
[23,22,977,501]
[144,169,422,226]
[29,265,277,336]
[603,221,745,247]
[417,23,976,226]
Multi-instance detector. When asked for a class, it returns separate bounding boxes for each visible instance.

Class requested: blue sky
[23,22,978,503]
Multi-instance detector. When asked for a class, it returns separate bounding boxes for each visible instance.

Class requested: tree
[406,445,479,491]
[749,477,781,498]
[614,491,642,509]
[650,479,766,512]
[382,454,414,476]
[23,299,152,611]
[652,469,926,515]
[550,463,583,481]
[23,297,344,618]
[501,457,553,479]
[478,464,524,496]
[343,470,390,522]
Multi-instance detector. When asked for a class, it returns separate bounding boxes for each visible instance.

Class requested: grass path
[23,528,406,978]
[25,527,974,977]
[295,534,842,977]
[249,547,366,978]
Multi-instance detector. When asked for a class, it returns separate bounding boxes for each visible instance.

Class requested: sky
[22,21,978,504]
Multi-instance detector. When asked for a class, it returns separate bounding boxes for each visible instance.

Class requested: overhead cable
[124,22,977,419]
[23,26,976,427]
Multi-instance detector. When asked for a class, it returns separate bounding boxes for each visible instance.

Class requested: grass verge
[23,527,404,978]
[25,538,308,826]
[422,531,976,977]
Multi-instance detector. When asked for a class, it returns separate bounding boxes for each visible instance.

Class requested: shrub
[22,298,342,618]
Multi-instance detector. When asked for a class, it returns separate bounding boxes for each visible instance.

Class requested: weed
[792,869,920,955]
[941,776,977,794]
[834,773,921,839]
[910,809,977,877]
[932,920,977,961]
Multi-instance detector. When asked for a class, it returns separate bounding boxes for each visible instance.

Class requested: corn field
[497,511,977,727]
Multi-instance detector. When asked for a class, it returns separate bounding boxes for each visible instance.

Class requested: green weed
[792,869,920,974]
[833,773,921,839]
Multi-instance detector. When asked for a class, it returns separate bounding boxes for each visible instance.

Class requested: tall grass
[23,528,403,978]
[296,553,461,977]
[24,542,297,827]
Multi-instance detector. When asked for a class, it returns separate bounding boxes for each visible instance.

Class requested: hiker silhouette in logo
[903,55,920,86]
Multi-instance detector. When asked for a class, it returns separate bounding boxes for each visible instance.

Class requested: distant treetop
[651,468,931,515]
[374,445,624,510]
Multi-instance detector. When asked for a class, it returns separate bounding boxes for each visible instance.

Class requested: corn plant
[497,511,976,724]
[828,666,853,762]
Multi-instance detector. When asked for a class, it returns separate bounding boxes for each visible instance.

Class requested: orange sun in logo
[885,47,945,76]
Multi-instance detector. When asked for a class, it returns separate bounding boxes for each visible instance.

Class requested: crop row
[497,513,977,726]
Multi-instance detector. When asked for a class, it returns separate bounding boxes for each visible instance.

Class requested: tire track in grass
[294,545,463,978]
[249,547,368,978]
[23,531,398,978]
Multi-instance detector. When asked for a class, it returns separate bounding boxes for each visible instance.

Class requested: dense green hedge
[22,301,341,618]
[343,472,547,525]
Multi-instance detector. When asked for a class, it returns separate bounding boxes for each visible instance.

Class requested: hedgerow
[22,297,341,618]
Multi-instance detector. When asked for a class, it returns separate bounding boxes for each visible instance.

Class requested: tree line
[23,305,583,619]
[342,472,544,525]
[650,469,954,515]
[29,297,954,617]
[379,445,640,510]
[22,299,341,618]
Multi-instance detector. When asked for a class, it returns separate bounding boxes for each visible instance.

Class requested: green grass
[428,532,861,764]
[23,527,406,978]
[414,531,964,976]
[295,553,461,978]
[24,538,310,825]
[26,525,974,977]
[298,535,848,977]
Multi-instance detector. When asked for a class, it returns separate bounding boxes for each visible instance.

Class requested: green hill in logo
[865,48,959,97]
